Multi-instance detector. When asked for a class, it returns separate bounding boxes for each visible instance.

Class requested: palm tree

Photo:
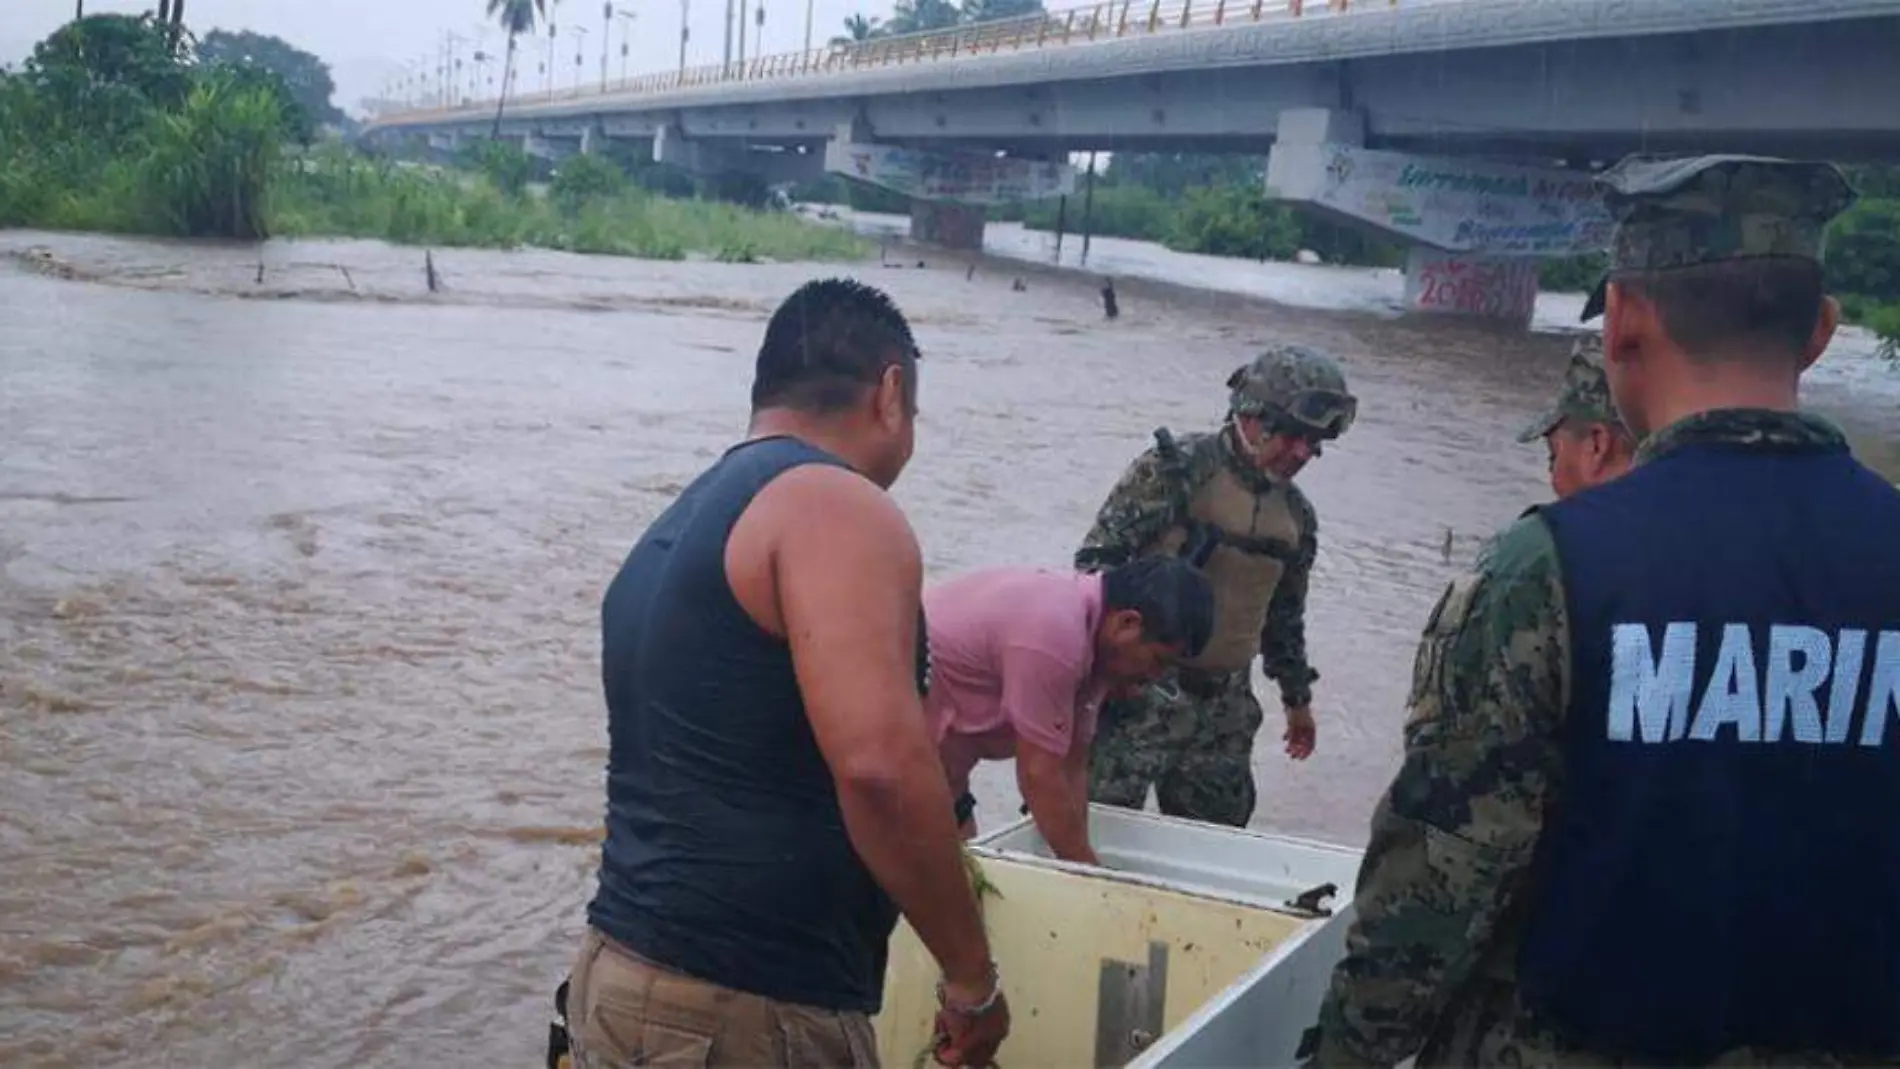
[153,0,186,51]
[832,12,881,42]
[488,0,546,137]
[885,0,960,34]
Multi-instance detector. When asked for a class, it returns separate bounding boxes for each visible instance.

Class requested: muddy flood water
[2,224,1896,1067]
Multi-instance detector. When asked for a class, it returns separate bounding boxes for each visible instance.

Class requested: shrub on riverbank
[270,147,867,262]
[0,14,868,264]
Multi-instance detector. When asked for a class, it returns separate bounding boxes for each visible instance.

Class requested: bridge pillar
[909,200,987,251]
[1401,247,1540,329]
[580,125,600,156]
[522,132,578,163]
[1266,107,1609,332]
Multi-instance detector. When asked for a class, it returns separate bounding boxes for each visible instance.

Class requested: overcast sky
[5,0,902,115]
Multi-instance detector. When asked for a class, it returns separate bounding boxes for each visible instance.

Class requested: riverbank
[0,17,868,266]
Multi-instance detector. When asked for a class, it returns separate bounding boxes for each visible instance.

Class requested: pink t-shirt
[922,568,1108,795]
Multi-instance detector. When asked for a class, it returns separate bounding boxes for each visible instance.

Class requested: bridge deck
[366,0,1900,132]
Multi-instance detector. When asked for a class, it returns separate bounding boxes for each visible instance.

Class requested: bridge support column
[579,125,600,156]
[1265,106,1608,332]
[1401,247,1540,329]
[522,132,578,163]
[909,200,987,251]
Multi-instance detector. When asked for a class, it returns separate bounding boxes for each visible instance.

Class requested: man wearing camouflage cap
[1313,155,1900,1067]
[1517,335,1635,500]
[1074,344,1354,828]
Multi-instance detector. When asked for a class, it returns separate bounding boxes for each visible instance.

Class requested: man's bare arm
[1063,729,1092,832]
[773,468,995,996]
[1015,741,1097,865]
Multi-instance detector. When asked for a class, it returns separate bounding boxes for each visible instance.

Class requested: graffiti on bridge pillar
[1403,247,1540,327]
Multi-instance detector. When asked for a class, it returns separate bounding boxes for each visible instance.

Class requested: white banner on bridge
[1270,143,1614,257]
[824,141,1076,205]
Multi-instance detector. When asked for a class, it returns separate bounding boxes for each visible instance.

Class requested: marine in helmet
[1517,335,1636,500]
[1074,344,1356,828]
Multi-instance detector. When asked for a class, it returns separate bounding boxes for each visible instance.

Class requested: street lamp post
[612,9,637,86]
[546,0,560,94]
[571,25,588,94]
[803,0,814,54]
[679,0,691,76]
[600,2,612,92]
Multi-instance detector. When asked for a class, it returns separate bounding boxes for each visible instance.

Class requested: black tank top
[586,435,917,1013]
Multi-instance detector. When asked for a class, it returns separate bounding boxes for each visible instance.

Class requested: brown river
[1,220,1895,1067]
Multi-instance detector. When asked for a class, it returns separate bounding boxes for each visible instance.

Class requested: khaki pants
[567,927,881,1068]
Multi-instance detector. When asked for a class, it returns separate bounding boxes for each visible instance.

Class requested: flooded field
[1,225,1894,1067]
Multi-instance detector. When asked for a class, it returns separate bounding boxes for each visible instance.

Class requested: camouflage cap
[1515,336,1624,443]
[1578,154,1859,323]
[1227,344,1357,437]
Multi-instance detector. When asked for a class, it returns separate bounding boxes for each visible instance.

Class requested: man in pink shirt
[923,557,1215,864]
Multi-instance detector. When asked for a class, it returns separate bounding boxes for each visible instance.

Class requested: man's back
[1527,417,1900,1061]
[923,568,1104,776]
[589,435,898,1013]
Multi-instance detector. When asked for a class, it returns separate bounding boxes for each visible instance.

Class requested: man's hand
[933,977,1012,1067]
[1284,704,1316,760]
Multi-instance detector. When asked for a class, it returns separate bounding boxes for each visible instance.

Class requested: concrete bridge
[361,0,1900,326]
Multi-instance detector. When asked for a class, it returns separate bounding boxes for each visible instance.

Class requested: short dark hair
[1615,257,1825,364]
[751,277,920,413]
[1102,557,1216,658]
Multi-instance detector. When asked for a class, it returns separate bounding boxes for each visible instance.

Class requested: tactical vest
[1149,437,1304,673]
[1521,439,1900,1062]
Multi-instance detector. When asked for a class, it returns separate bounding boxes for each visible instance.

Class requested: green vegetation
[274,145,867,262]
[0,12,868,264]
[995,152,1897,356]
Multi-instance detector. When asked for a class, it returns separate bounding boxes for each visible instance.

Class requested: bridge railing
[376,0,1396,126]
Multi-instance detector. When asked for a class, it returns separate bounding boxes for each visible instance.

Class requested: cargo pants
[1086,664,1263,828]
[565,928,880,1068]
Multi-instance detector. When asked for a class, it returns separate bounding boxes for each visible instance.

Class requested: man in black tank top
[565,279,1011,1068]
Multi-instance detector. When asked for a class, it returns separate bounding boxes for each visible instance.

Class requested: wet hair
[1102,557,1216,658]
[1615,258,1825,365]
[751,277,921,414]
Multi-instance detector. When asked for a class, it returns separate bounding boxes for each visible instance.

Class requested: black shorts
[953,791,976,825]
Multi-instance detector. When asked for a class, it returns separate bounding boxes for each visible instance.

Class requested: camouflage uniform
[1514,335,1624,445]
[1078,345,1354,828]
[1312,156,1873,1068]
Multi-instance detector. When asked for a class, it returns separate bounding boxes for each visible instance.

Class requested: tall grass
[2,36,869,264]
[138,71,285,239]
[271,146,869,263]
[1,66,282,238]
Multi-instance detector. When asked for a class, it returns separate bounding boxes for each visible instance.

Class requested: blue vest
[1524,436,1900,1062]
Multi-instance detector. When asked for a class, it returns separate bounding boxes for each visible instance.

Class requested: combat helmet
[1226,344,1358,440]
